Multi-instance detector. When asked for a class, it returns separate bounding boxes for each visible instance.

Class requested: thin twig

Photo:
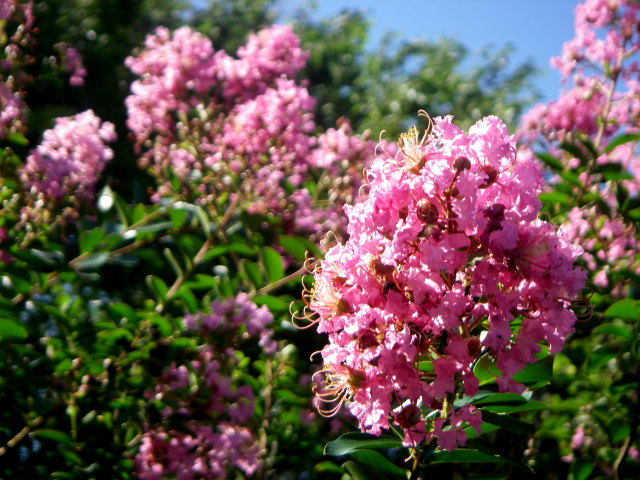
[0,416,44,456]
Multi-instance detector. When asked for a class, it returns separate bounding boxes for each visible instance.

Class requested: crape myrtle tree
[2,0,635,480]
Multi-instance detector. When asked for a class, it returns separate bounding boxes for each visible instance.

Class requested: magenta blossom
[300,114,585,450]
[19,110,116,205]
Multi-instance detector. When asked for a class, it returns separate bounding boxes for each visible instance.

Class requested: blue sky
[281,1,579,103]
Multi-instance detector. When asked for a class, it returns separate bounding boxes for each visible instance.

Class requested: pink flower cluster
[0,0,34,138]
[302,115,585,449]
[19,110,116,205]
[136,294,274,478]
[184,292,276,354]
[518,0,640,297]
[519,0,640,156]
[565,207,639,292]
[125,25,376,239]
[55,43,87,86]
[136,424,260,480]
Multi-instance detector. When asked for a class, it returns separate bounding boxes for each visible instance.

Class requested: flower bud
[483,203,506,220]
[453,156,471,172]
[478,165,498,188]
[416,198,439,223]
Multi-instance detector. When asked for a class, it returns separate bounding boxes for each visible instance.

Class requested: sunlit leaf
[324,432,402,456]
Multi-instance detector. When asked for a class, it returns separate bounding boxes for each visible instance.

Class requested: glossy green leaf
[176,286,198,313]
[349,449,406,478]
[168,207,188,229]
[571,458,594,480]
[146,275,168,302]
[163,248,183,278]
[0,319,28,341]
[6,132,29,146]
[261,247,285,283]
[73,252,109,271]
[604,299,640,321]
[253,294,291,312]
[539,191,571,206]
[79,228,105,253]
[431,448,508,464]
[183,274,216,291]
[313,461,344,474]
[483,401,545,414]
[241,259,263,289]
[588,346,616,370]
[341,460,371,480]
[512,354,554,387]
[108,303,136,323]
[479,410,534,436]
[535,152,563,170]
[324,432,402,456]
[559,141,591,164]
[472,393,528,407]
[472,355,501,386]
[32,429,75,447]
[603,133,640,154]
[593,322,633,339]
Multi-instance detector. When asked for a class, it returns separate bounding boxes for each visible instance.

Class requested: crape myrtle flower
[298,112,586,450]
[125,25,379,241]
[19,110,116,212]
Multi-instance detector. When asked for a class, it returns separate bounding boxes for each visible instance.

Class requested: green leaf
[183,274,216,291]
[535,152,563,171]
[14,249,65,269]
[479,410,534,436]
[606,171,634,181]
[341,460,372,480]
[539,191,571,207]
[559,141,591,164]
[0,319,28,341]
[194,205,213,238]
[559,171,583,188]
[278,235,320,262]
[253,294,291,313]
[571,458,594,480]
[79,228,105,253]
[241,259,263,289]
[512,354,554,387]
[108,303,137,323]
[72,252,109,271]
[163,248,183,278]
[593,322,633,339]
[472,393,528,408]
[472,355,501,386]
[6,133,29,146]
[324,433,402,456]
[169,207,188,229]
[146,275,168,303]
[482,401,545,414]
[314,461,344,474]
[588,346,616,370]
[261,247,285,283]
[31,429,74,447]
[176,286,198,313]
[431,448,508,464]
[604,299,640,321]
[204,243,256,261]
[603,133,640,154]
[135,220,174,235]
[349,449,406,478]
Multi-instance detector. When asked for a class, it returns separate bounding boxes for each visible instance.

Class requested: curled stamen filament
[312,367,354,417]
